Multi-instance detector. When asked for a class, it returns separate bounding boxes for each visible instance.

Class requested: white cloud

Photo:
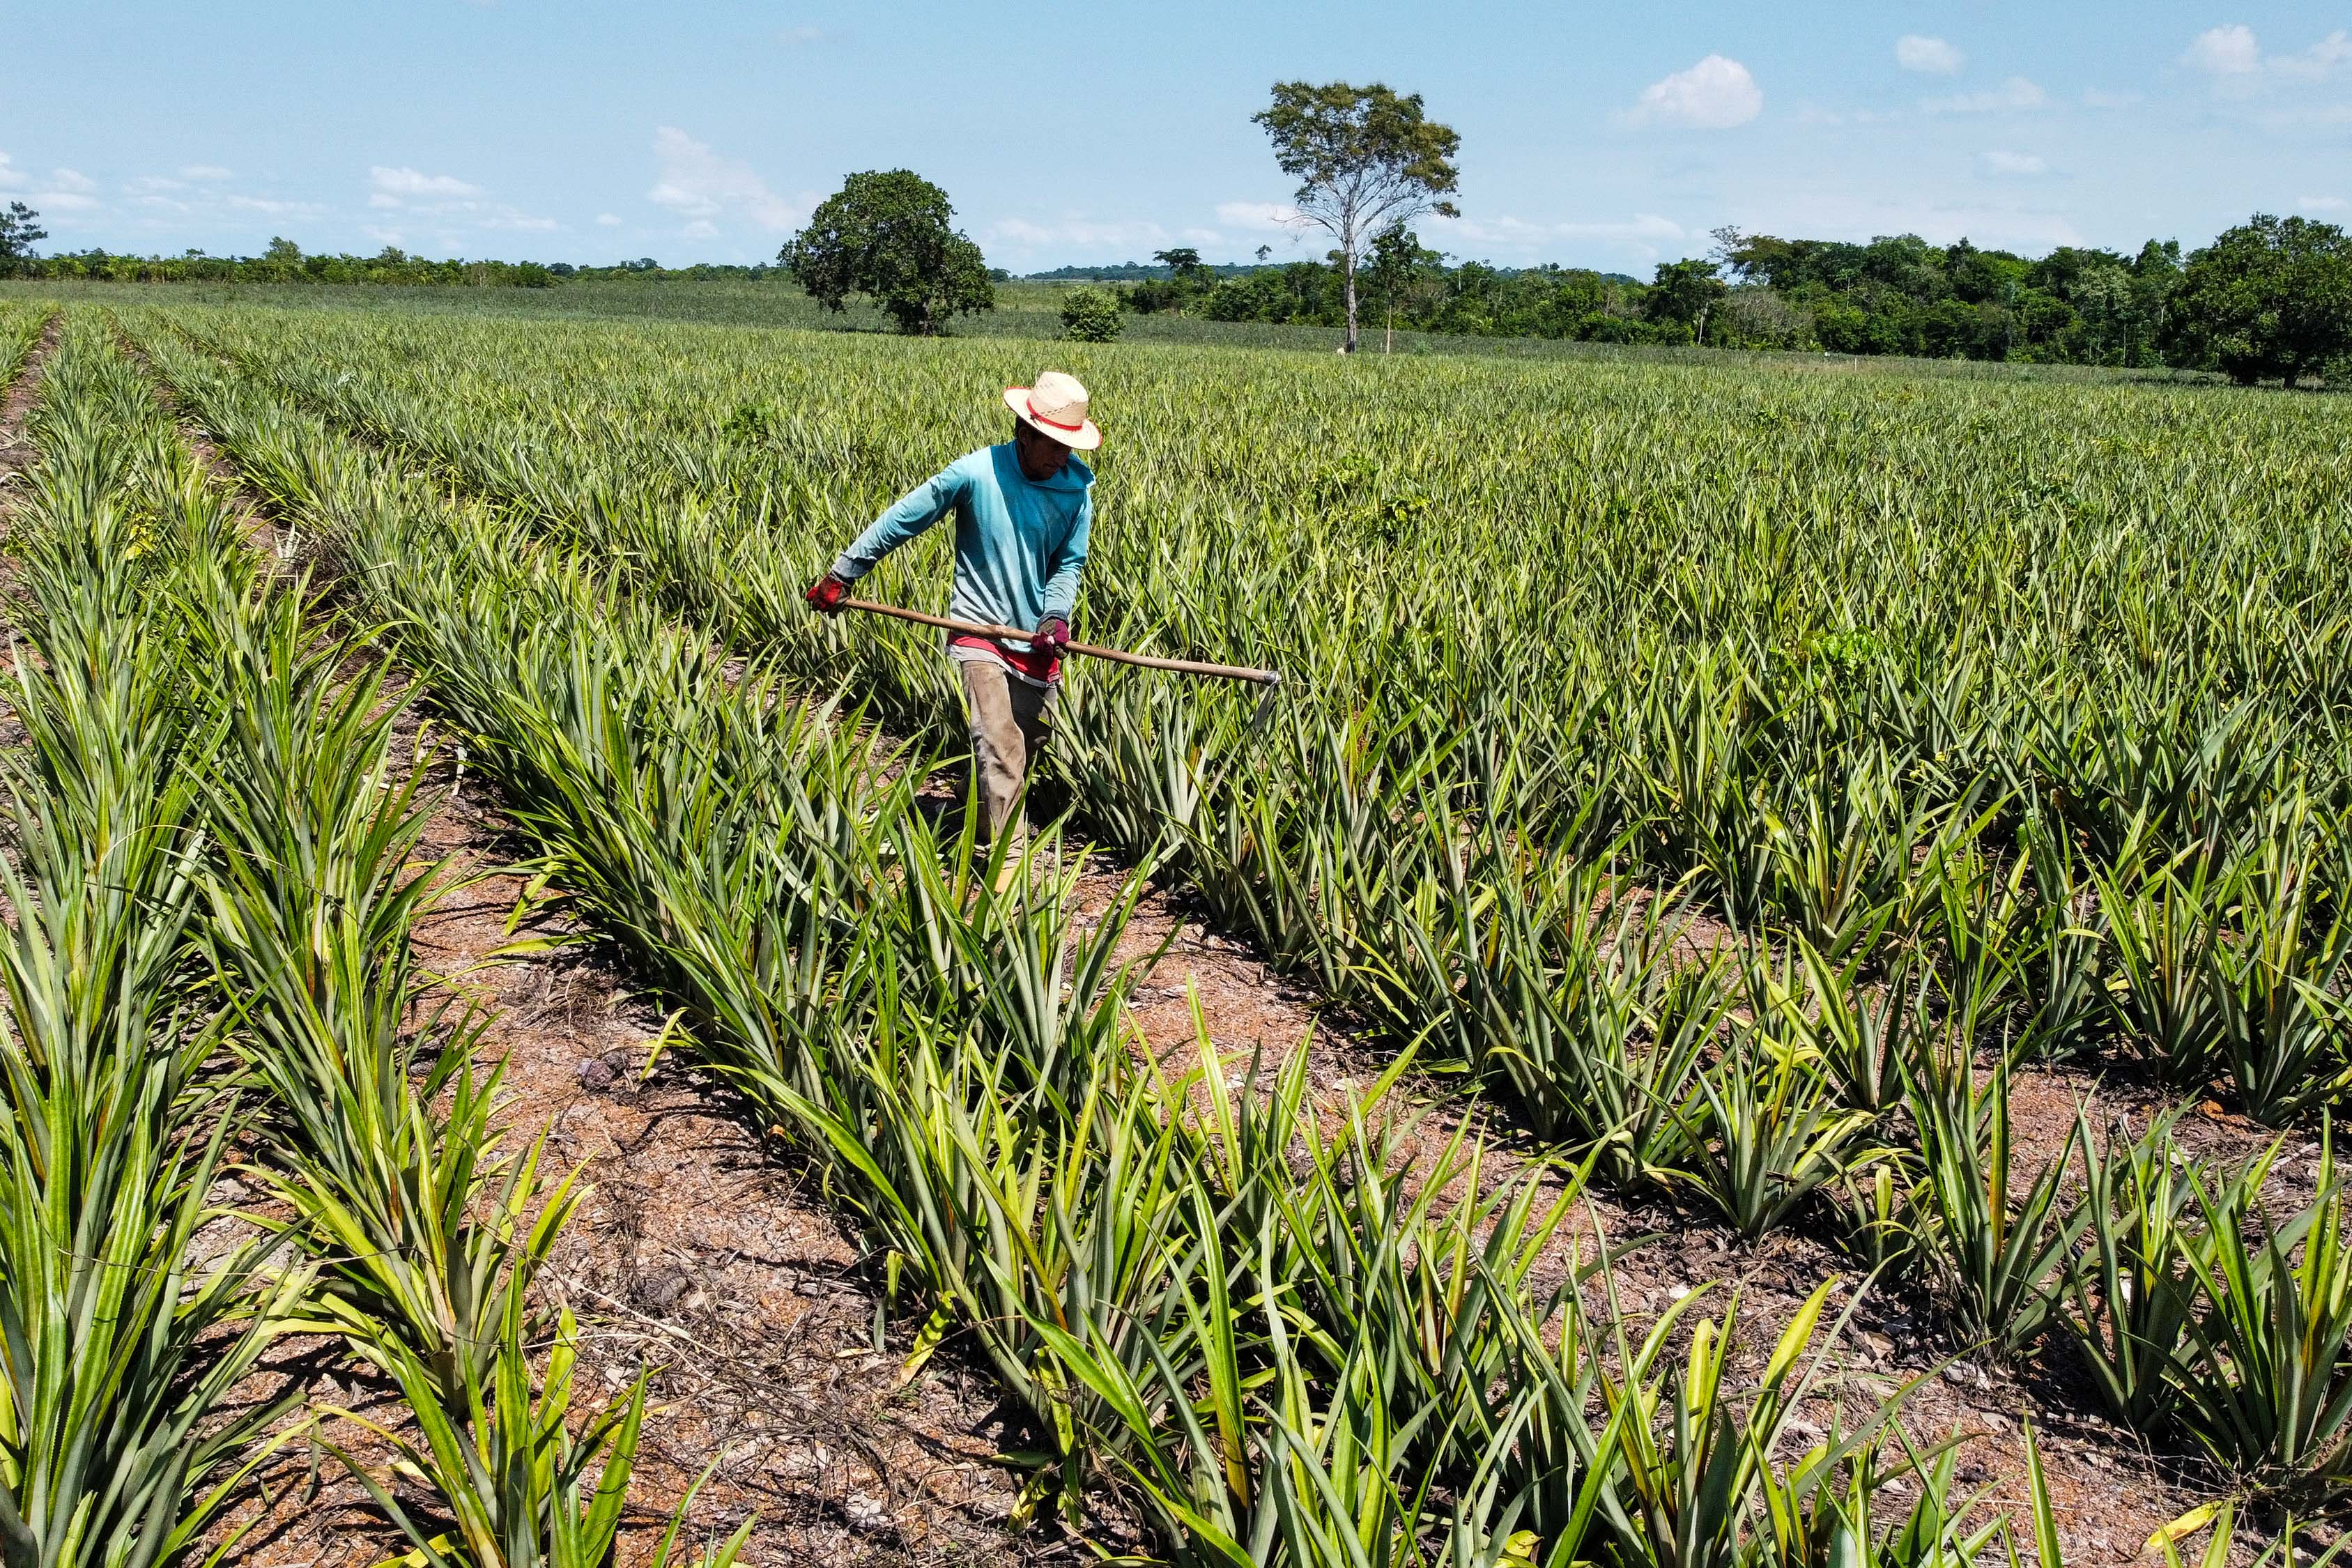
[1896,36,1965,75]
[229,194,325,215]
[0,155,104,211]
[1922,76,2045,112]
[371,165,483,199]
[1215,200,1304,231]
[1559,213,1685,242]
[2186,24,2261,75]
[681,219,719,240]
[180,164,231,180]
[1622,55,1763,130]
[2187,26,2351,87]
[595,212,622,226]
[1774,192,2083,249]
[1793,105,1903,126]
[1982,150,2050,176]
[126,175,187,194]
[990,215,1169,252]
[1427,214,1546,247]
[1425,210,1686,262]
[1434,211,1684,245]
[360,163,554,233]
[647,126,804,231]
[2276,30,2352,79]
[2301,194,2349,211]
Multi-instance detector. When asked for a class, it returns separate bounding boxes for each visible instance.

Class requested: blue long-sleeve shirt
[830,444,1093,653]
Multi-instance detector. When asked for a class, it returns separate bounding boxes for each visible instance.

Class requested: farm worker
[804,370,1098,863]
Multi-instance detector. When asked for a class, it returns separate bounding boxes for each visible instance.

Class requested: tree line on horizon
[1116,217,2352,385]
[8,123,2352,386]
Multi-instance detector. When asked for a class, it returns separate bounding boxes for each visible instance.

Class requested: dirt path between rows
[153,316,2316,1567]
[0,311,60,474]
[0,311,63,747]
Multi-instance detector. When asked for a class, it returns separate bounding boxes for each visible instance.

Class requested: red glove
[1033,615,1070,652]
[805,573,850,614]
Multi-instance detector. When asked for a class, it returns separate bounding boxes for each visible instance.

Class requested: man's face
[1013,417,1072,481]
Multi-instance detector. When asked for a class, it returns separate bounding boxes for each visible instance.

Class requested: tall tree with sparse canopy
[782,171,994,336]
[1252,82,1459,353]
[0,202,47,272]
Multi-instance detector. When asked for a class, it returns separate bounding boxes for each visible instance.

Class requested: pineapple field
[0,288,2349,1567]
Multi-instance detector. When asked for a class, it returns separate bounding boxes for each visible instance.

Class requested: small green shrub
[720,399,783,443]
[1059,285,1124,343]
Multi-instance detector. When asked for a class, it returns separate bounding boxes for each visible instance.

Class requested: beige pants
[959,658,1058,844]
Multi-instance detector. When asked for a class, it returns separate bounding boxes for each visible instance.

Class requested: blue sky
[8,1,2349,272]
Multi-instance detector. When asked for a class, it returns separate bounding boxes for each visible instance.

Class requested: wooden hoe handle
[836,597,1283,688]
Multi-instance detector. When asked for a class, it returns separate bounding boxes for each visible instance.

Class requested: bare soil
[0,312,59,471]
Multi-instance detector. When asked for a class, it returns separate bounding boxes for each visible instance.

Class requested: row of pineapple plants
[110,310,2352,1560]
[0,314,744,1567]
[0,302,45,387]
[0,311,307,1567]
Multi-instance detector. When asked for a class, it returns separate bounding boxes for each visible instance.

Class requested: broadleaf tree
[782,171,995,336]
[1645,259,1730,344]
[1252,82,1460,353]
[1148,247,1214,315]
[1153,247,1212,285]
[1362,227,1447,354]
[2160,213,2352,385]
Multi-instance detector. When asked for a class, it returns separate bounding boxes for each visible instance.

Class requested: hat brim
[1004,385,1102,450]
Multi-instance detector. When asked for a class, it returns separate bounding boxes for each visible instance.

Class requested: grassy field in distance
[0,275,2250,378]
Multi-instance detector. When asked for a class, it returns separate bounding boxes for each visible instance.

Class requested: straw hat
[1004,371,1102,450]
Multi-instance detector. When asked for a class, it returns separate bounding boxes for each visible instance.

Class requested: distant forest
[1121,229,2185,366]
[8,209,2350,382]
[1115,217,2352,381]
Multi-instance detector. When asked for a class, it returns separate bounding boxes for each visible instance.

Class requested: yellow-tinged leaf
[2142,1500,2223,1558]
[1762,1277,1838,1388]
[896,1305,952,1389]
[366,1532,457,1568]
[642,1007,691,1080]
[482,933,579,958]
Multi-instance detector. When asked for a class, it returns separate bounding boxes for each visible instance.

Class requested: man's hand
[805,573,850,614]
[1033,615,1071,652]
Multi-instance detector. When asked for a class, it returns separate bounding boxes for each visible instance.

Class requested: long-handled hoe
[834,594,1289,718]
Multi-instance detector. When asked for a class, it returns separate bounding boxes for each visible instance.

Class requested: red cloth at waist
[950,631,1062,684]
